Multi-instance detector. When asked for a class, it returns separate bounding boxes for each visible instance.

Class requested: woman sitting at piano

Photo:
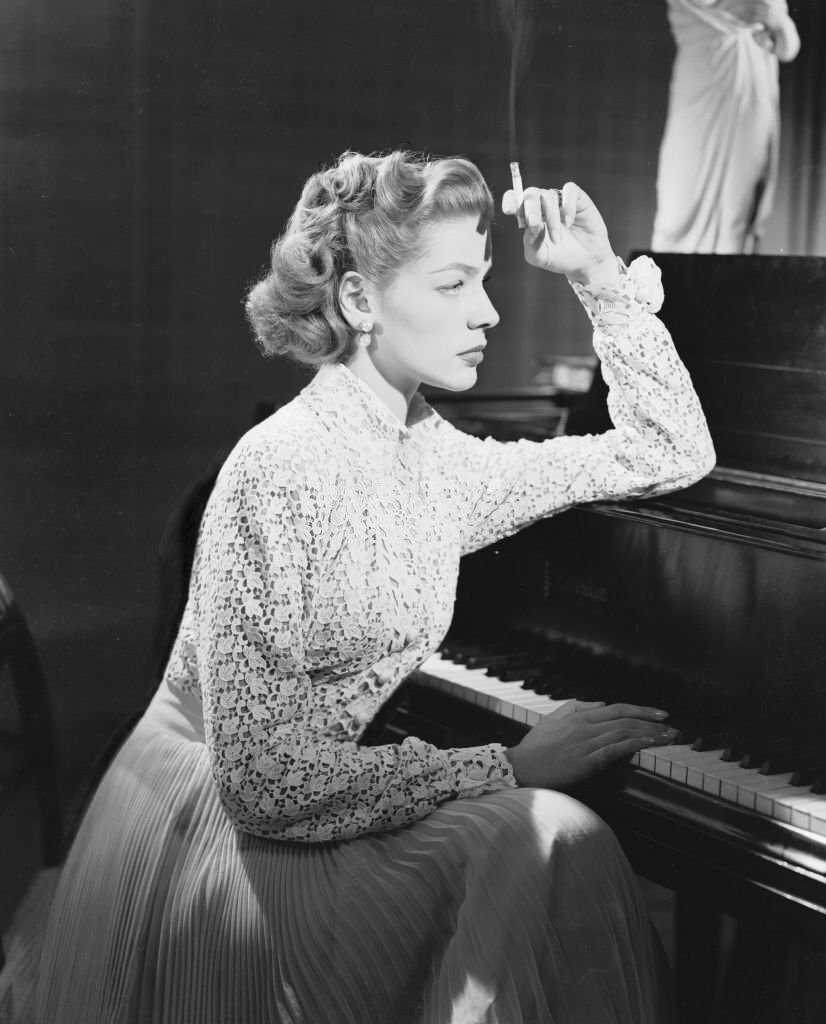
[1,149,715,1023]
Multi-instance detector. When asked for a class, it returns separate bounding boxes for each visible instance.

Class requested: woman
[1,149,714,1023]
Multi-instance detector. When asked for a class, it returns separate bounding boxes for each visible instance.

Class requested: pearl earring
[358,319,373,347]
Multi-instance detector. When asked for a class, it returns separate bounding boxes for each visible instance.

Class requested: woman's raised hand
[502,182,620,292]
[505,700,679,791]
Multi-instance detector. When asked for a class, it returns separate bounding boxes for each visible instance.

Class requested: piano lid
[555,253,826,523]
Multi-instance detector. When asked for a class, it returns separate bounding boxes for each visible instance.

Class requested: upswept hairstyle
[244,149,494,366]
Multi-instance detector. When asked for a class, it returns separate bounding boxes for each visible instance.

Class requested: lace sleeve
[194,435,515,844]
[437,256,715,555]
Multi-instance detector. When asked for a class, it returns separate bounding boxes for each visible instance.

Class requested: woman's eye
[439,281,464,294]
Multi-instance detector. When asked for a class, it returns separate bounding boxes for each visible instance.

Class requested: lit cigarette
[509,161,526,227]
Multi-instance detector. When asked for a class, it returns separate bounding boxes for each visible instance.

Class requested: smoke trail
[494,0,537,162]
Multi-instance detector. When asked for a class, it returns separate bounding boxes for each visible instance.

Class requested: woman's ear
[338,271,375,330]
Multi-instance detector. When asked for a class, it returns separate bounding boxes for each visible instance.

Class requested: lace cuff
[569,255,664,327]
[449,742,518,798]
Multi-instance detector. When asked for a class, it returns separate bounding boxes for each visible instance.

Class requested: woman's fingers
[588,722,677,751]
[587,723,678,772]
[552,699,605,717]
[501,185,566,236]
[583,702,670,724]
[522,187,545,231]
[540,190,563,243]
[501,186,540,223]
[501,188,518,216]
[559,181,578,228]
[590,736,650,770]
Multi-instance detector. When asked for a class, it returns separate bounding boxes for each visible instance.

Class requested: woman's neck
[345,348,418,425]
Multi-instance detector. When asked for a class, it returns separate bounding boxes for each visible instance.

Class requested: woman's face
[366,214,499,395]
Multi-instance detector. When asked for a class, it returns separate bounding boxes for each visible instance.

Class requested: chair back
[152,452,228,685]
[152,402,280,685]
[0,573,64,866]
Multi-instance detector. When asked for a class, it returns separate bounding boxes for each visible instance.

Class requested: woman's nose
[469,292,500,331]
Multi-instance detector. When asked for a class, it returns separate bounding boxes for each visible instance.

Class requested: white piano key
[762,785,819,827]
[670,749,728,791]
[420,655,572,724]
[737,787,757,810]
[777,788,826,833]
[650,744,689,778]
[638,750,657,773]
[701,759,758,803]
[750,773,797,817]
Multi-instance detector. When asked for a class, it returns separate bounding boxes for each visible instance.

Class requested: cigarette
[509,161,526,227]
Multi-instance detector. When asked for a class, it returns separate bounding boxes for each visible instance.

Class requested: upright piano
[363,254,826,1022]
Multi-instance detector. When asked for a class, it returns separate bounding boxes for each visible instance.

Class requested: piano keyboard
[418,652,826,838]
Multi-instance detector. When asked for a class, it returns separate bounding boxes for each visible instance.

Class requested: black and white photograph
[1,1,825,1021]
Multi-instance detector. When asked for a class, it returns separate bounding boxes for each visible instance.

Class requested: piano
[362,254,826,1023]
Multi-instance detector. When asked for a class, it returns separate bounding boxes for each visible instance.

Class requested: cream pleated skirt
[0,683,672,1024]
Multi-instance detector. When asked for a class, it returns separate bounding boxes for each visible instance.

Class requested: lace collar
[300,362,433,443]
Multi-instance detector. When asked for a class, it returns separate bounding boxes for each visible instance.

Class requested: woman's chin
[426,366,479,392]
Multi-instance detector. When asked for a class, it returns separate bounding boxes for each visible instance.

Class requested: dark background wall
[0,0,821,820]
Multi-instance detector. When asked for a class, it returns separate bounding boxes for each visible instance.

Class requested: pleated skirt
[0,693,672,1024]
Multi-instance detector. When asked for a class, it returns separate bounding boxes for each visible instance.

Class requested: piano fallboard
[448,489,826,719]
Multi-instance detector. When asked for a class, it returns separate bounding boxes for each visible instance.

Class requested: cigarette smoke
[493,0,537,162]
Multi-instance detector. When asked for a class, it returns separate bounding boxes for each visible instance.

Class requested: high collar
[299,362,433,444]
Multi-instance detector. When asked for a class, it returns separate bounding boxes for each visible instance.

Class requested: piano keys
[415,649,826,835]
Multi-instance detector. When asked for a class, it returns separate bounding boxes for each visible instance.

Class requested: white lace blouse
[161,257,715,843]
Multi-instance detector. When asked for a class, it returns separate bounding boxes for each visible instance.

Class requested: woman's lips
[458,343,486,366]
[459,349,485,366]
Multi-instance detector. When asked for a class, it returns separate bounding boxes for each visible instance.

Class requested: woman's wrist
[569,254,665,322]
[567,253,621,293]
[504,746,524,786]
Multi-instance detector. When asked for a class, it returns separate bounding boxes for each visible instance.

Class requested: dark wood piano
[363,254,826,1023]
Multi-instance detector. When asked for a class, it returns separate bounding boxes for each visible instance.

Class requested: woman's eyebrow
[428,261,488,275]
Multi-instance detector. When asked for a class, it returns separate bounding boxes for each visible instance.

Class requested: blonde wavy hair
[244,149,494,366]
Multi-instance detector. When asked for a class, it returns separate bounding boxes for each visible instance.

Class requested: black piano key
[439,633,487,651]
[759,750,826,777]
[450,643,517,665]
[524,680,556,696]
[500,664,552,682]
[522,677,553,694]
[667,710,713,744]
[739,724,818,757]
[525,676,573,698]
[564,681,615,700]
[465,650,530,669]
[735,729,796,768]
[531,676,582,699]
[748,731,823,763]
[440,644,485,662]
[691,732,732,752]
[670,723,699,745]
